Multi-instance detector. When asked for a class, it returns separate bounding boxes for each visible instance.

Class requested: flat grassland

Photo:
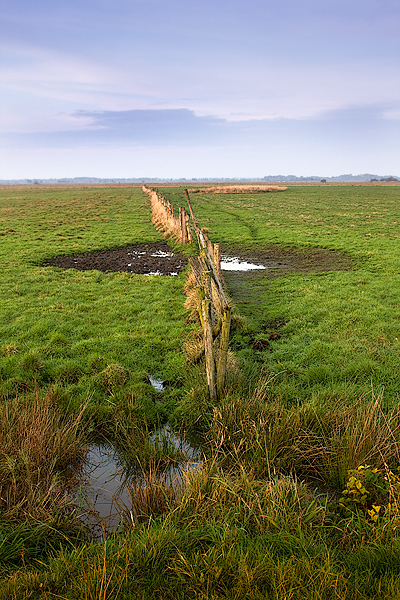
[163,183,400,405]
[2,183,400,599]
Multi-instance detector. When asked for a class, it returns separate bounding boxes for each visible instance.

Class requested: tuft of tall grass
[0,386,87,520]
[119,469,183,525]
[210,383,400,486]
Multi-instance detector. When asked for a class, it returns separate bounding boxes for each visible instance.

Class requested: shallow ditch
[75,424,203,539]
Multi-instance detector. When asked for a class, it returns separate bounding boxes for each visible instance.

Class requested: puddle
[221,256,267,271]
[220,255,292,272]
[74,426,202,539]
[149,375,164,391]
[145,270,178,276]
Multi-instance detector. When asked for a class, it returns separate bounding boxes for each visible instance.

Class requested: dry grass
[184,270,200,322]
[144,187,183,242]
[191,185,287,194]
[0,387,87,519]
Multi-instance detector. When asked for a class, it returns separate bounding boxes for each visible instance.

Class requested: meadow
[2,183,400,598]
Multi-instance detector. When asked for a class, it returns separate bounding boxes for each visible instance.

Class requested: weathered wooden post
[180,207,187,244]
[201,297,217,402]
[214,243,222,279]
[217,306,232,397]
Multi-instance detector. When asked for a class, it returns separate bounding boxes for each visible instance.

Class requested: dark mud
[43,241,353,279]
[221,244,354,277]
[43,241,188,276]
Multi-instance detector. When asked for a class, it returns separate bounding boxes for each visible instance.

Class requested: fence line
[142,185,192,244]
[142,185,232,400]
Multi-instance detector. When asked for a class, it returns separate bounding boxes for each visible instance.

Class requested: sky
[1,0,399,179]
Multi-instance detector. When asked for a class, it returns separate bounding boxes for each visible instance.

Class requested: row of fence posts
[142,185,232,400]
[142,185,192,245]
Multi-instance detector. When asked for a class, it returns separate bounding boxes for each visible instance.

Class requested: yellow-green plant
[339,465,400,522]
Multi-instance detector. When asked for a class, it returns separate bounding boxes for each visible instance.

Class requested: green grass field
[163,184,400,405]
[2,183,400,599]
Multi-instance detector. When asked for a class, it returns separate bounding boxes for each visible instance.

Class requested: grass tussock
[211,384,400,486]
[121,470,184,525]
[0,386,87,519]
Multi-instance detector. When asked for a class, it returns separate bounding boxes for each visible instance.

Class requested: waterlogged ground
[75,425,203,539]
[42,239,351,278]
[221,244,354,276]
[43,240,188,276]
[4,184,400,599]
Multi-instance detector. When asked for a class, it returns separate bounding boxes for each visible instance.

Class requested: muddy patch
[221,244,353,277]
[222,245,353,344]
[43,241,188,276]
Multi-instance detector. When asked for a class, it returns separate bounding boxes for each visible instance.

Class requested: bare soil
[43,241,188,276]
[43,242,353,278]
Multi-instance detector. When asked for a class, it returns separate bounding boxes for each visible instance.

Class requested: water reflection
[74,426,202,539]
[221,256,266,271]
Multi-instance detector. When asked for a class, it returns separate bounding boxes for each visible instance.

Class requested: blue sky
[1,0,399,178]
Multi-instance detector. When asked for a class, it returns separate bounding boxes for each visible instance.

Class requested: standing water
[74,426,202,539]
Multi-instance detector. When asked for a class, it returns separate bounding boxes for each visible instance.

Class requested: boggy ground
[43,240,188,275]
[43,241,353,278]
[221,243,354,277]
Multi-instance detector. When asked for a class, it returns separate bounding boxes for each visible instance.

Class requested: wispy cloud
[1,0,399,177]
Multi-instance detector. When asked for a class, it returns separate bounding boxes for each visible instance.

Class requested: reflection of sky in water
[74,426,202,539]
[221,256,266,271]
[149,375,164,391]
[126,248,180,276]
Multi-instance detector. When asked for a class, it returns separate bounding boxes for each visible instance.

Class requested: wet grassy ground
[163,183,400,406]
[3,183,400,599]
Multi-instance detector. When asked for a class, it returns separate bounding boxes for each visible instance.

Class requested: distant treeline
[1,174,398,185]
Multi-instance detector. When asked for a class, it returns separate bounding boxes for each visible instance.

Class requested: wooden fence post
[217,306,232,397]
[214,243,221,279]
[201,297,217,401]
[180,207,187,245]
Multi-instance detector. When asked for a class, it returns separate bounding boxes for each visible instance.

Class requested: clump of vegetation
[0,387,86,519]
[340,464,400,522]
[99,363,129,389]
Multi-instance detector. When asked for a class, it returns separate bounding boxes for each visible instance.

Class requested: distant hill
[0,174,398,185]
